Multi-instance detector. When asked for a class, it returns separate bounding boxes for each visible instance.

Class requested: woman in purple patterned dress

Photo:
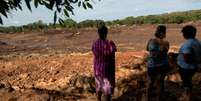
[92,25,117,101]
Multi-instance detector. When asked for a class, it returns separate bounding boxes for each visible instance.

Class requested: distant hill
[1,9,201,33]
[109,9,201,25]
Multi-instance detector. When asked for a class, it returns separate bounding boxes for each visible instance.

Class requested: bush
[77,20,105,28]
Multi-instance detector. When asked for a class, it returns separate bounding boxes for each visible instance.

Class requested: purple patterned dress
[92,39,117,95]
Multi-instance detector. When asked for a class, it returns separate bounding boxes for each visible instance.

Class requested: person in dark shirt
[146,25,169,101]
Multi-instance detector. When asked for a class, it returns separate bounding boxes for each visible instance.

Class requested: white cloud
[135,8,140,12]
[13,21,20,24]
[179,0,201,3]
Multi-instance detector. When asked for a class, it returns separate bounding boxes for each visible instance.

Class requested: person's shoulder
[163,39,169,43]
[194,38,201,44]
[150,38,158,42]
[148,38,155,41]
[148,38,159,45]
[181,39,193,49]
[92,39,99,45]
[163,39,169,45]
[185,39,196,46]
[108,40,115,44]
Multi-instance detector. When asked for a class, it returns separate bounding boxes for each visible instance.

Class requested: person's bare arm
[164,41,170,53]
[166,41,170,51]
[146,39,152,51]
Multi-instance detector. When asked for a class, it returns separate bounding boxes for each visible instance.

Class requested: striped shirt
[92,39,117,78]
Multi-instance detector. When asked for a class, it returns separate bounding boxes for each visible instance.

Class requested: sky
[2,0,201,26]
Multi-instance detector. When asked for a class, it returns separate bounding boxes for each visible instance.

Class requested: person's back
[92,25,116,101]
[92,39,116,78]
[178,38,201,69]
[191,39,201,65]
[177,25,200,101]
[147,38,169,67]
[146,25,169,101]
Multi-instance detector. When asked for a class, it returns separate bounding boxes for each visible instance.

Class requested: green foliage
[0,20,48,33]
[61,19,77,28]
[24,20,48,30]
[77,20,105,28]
[107,10,201,25]
[0,0,95,24]
[0,26,23,33]
[1,9,201,33]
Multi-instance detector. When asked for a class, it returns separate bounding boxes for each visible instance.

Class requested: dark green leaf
[0,2,9,18]
[78,1,81,7]
[64,9,69,17]
[14,0,21,6]
[64,0,68,3]
[43,1,50,9]
[0,1,9,11]
[0,16,2,24]
[85,0,90,1]
[34,0,39,8]
[38,0,42,4]
[56,5,61,12]
[69,0,78,3]
[82,2,87,9]
[65,6,73,12]
[55,0,62,5]
[54,11,57,24]
[1,10,8,18]
[69,5,74,9]
[66,6,74,15]
[75,0,78,3]
[64,0,70,6]
[14,7,18,11]
[50,0,55,9]
[86,2,93,9]
[7,1,12,7]
[18,4,22,10]
[25,0,32,11]
[59,18,65,25]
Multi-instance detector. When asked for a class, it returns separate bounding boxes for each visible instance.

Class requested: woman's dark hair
[155,25,166,38]
[98,25,108,39]
[181,25,196,39]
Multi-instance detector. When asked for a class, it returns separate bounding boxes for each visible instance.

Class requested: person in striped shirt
[92,25,117,101]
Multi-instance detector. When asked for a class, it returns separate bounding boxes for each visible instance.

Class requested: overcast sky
[2,0,201,26]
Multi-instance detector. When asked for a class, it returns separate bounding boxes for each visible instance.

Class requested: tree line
[1,9,201,33]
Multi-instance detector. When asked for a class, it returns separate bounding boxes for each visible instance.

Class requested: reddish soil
[0,24,201,101]
[0,23,201,55]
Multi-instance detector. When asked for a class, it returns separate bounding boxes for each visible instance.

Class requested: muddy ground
[0,24,201,101]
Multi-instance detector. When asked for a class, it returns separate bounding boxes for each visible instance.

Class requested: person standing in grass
[146,25,169,101]
[92,25,117,101]
[177,25,201,100]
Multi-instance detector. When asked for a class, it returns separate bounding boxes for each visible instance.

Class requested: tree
[0,0,97,24]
